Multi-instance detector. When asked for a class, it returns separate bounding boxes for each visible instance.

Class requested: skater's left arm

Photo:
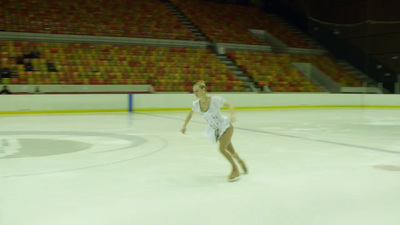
[223,101,235,123]
[181,110,194,134]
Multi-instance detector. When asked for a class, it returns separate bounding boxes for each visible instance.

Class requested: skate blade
[228,176,241,182]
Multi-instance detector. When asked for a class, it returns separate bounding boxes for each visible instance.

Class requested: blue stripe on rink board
[128,94,133,112]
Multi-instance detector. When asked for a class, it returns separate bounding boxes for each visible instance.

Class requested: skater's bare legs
[227,142,248,174]
[219,126,239,180]
[225,125,247,174]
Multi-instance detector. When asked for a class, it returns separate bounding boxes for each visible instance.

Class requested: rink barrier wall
[0,93,399,114]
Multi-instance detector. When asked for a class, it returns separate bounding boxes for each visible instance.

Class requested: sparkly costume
[192,96,231,143]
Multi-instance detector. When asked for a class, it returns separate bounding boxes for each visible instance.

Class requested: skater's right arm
[181,110,194,134]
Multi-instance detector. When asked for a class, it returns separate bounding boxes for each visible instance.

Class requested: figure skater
[181,81,247,182]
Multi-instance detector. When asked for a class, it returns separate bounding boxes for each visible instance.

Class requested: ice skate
[228,170,240,182]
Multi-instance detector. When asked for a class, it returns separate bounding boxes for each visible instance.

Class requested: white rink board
[0,93,399,113]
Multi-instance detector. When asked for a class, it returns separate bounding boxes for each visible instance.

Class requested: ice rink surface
[1,108,400,225]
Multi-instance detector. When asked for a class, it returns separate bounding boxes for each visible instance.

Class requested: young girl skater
[181,81,248,182]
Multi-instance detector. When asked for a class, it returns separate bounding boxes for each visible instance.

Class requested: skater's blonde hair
[194,80,206,90]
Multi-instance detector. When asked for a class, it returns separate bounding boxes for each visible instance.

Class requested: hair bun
[194,80,207,89]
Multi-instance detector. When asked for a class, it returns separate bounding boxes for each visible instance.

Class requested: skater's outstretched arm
[181,110,194,134]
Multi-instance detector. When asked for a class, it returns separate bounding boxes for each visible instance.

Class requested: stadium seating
[0,0,195,40]
[0,1,367,93]
[0,41,245,92]
[227,51,364,92]
[171,0,312,48]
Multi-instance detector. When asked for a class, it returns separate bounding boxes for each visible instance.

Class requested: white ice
[1,108,400,225]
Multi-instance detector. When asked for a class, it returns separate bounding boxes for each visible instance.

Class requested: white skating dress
[192,96,231,143]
